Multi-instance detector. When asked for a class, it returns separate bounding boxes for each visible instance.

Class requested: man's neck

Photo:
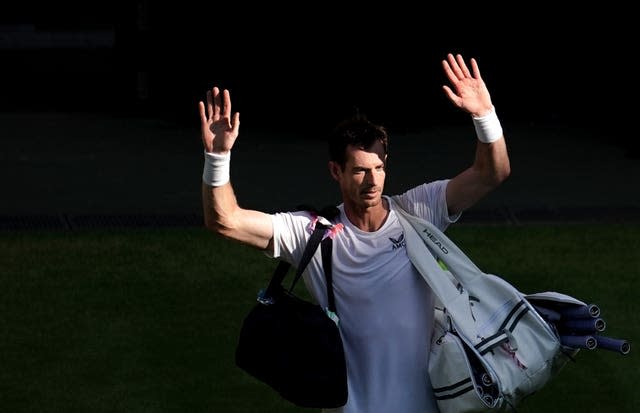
[343,198,389,232]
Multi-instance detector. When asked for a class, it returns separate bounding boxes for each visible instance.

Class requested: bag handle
[263,222,338,314]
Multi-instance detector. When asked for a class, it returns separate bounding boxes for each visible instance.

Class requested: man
[198,53,510,412]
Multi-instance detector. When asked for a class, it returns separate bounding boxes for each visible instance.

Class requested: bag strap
[390,197,572,353]
[321,235,337,313]
[389,196,488,334]
[390,196,485,283]
[263,222,338,314]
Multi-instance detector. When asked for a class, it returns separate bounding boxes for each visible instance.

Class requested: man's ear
[328,161,341,181]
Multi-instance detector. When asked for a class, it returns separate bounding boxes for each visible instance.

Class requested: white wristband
[203,151,231,187]
[472,106,503,143]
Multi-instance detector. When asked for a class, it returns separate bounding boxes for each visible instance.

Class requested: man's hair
[327,114,389,169]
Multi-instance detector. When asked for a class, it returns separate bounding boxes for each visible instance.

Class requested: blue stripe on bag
[433,377,475,400]
[476,331,508,355]
[475,300,529,355]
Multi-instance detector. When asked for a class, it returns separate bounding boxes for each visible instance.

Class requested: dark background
[1,2,636,149]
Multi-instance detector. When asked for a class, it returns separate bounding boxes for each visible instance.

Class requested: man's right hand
[198,86,240,153]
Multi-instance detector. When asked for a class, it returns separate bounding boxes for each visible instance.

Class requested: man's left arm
[440,53,511,216]
[446,132,510,216]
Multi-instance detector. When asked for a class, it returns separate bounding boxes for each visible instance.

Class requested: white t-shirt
[269,180,459,413]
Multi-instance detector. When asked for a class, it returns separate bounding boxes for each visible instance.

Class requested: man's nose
[364,170,375,184]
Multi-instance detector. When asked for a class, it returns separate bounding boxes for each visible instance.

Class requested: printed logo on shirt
[389,233,406,250]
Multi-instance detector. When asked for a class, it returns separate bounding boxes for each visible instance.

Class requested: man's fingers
[198,101,207,125]
[212,86,222,120]
[442,60,459,85]
[223,89,232,120]
[232,112,241,134]
[206,90,214,119]
[202,86,239,140]
[447,53,464,79]
[470,58,482,80]
[456,54,472,78]
[442,85,460,107]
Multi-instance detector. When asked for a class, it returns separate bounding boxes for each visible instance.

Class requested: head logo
[389,233,406,250]
[422,228,448,254]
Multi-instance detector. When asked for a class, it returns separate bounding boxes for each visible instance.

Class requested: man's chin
[360,195,382,207]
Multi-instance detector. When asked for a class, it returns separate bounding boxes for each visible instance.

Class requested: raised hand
[198,86,240,153]
[441,53,494,117]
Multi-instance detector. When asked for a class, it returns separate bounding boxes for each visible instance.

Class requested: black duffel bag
[235,221,348,408]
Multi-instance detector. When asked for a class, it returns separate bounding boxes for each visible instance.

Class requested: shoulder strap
[390,196,484,284]
[263,222,338,314]
[389,196,480,331]
[321,236,337,313]
[390,196,536,337]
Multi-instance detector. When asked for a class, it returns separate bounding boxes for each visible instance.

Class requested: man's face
[329,141,387,211]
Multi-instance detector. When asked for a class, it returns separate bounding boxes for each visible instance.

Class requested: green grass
[0,224,638,413]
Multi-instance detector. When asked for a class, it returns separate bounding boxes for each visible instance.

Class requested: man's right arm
[199,86,274,252]
[202,180,274,251]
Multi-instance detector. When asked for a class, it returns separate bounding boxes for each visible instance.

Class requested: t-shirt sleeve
[394,179,461,231]
[267,211,314,264]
